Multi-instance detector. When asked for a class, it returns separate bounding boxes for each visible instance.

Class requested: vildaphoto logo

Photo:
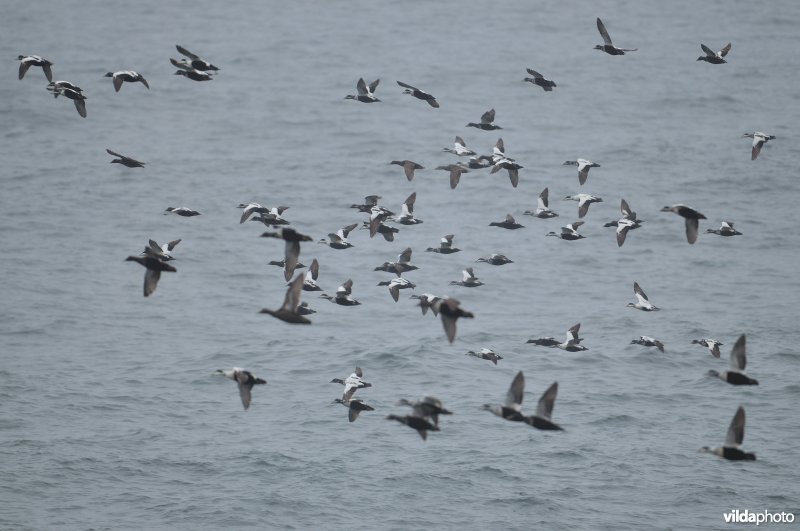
[723,509,795,525]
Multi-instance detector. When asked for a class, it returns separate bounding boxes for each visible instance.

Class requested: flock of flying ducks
[17,17,770,455]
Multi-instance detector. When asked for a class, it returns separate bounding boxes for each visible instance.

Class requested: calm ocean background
[2,0,800,529]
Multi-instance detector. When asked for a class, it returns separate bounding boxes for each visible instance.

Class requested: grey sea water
[2,0,800,529]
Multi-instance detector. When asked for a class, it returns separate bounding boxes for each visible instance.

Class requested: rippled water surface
[2,1,800,529]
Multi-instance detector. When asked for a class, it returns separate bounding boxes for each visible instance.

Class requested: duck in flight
[443,136,477,157]
[742,132,776,160]
[426,234,461,254]
[564,193,603,218]
[330,367,372,402]
[450,268,483,288]
[524,187,558,218]
[707,334,758,385]
[396,396,452,428]
[302,258,321,291]
[594,17,637,55]
[319,223,358,249]
[174,69,214,82]
[436,163,470,189]
[261,227,313,281]
[173,45,220,71]
[215,368,266,411]
[563,159,600,186]
[466,348,503,365]
[107,149,145,168]
[699,406,756,461]
[390,160,424,181]
[165,206,201,217]
[660,205,706,244]
[706,221,742,236]
[105,71,149,92]
[476,254,513,266]
[378,277,416,302]
[345,77,380,103]
[627,281,659,311]
[692,338,723,358]
[397,80,439,107]
[374,247,419,275]
[397,192,423,225]
[142,238,181,261]
[386,412,439,441]
[320,279,360,306]
[125,255,177,297]
[18,55,53,82]
[467,109,502,130]
[489,214,524,230]
[523,68,556,91]
[259,273,311,324]
[546,221,585,241]
[423,297,474,343]
[631,336,665,352]
[697,43,731,64]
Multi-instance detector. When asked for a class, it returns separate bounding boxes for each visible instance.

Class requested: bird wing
[308,258,319,280]
[341,279,354,295]
[73,98,87,118]
[282,273,305,312]
[112,74,123,92]
[539,187,550,209]
[526,68,542,78]
[684,217,700,244]
[389,284,401,302]
[18,60,32,80]
[578,166,590,185]
[620,199,632,217]
[719,43,732,57]
[398,247,413,264]
[616,223,630,247]
[481,109,495,124]
[396,80,418,90]
[577,197,590,218]
[235,377,253,410]
[535,382,558,420]
[284,240,300,281]
[505,371,525,410]
[725,406,745,447]
[700,43,716,57]
[176,45,200,60]
[356,77,368,95]
[166,239,181,251]
[367,78,380,94]
[403,161,417,181]
[143,268,161,297]
[340,223,358,239]
[597,18,613,45]
[634,281,649,302]
[730,334,747,371]
[449,166,463,189]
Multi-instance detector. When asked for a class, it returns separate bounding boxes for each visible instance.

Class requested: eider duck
[554,323,587,352]
[660,204,706,244]
[594,17,637,55]
[489,214,524,230]
[411,293,442,316]
[397,396,452,427]
[467,155,494,169]
[174,69,214,82]
[259,273,311,324]
[319,223,358,249]
[604,199,643,229]
[616,218,637,247]
[107,149,145,168]
[390,160,424,181]
[466,347,503,365]
[467,108,502,130]
[699,406,756,461]
[526,336,560,347]
[142,238,181,261]
[524,187,558,218]
[489,138,522,187]
[46,80,81,97]
[707,334,758,385]
[260,227,313,281]
[238,202,271,224]
[174,45,219,71]
[215,368,266,411]
[627,281,659,311]
[165,207,201,217]
[426,234,460,254]
[442,136,476,157]
[697,43,731,64]
[426,297,473,343]
[742,132,775,160]
[105,71,149,92]
[450,268,483,288]
[397,80,439,107]
[125,255,177,297]
[523,382,564,431]
[706,221,742,236]
[331,367,372,402]
[378,277,416,302]
[386,413,439,440]
[397,192,423,225]
[564,194,603,218]
[483,371,527,422]
[321,279,360,306]
[631,336,665,352]
[546,221,585,241]
[18,55,53,82]
[350,195,382,213]
[250,206,290,227]
[374,247,418,275]
[334,398,375,422]
[302,258,321,291]
[436,163,470,189]
[692,338,723,358]
[345,77,380,103]
[563,159,600,185]
[476,254,513,266]
[523,68,556,91]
